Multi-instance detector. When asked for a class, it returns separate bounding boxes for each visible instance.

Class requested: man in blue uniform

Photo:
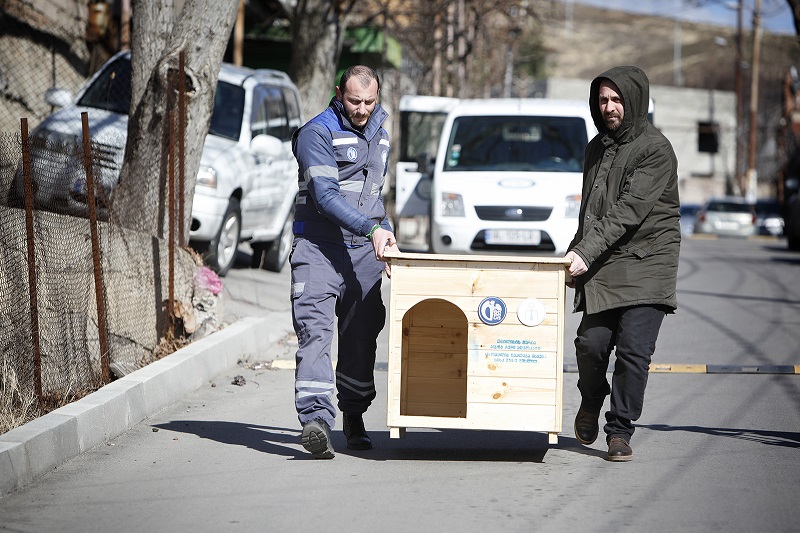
[290,65,397,459]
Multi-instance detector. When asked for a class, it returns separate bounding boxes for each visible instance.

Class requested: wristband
[365,224,381,239]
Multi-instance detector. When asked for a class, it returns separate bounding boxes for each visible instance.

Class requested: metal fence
[0,101,218,434]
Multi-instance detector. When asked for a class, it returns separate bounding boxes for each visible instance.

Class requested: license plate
[485,229,542,245]
[716,221,738,230]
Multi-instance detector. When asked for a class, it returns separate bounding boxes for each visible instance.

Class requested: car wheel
[251,209,293,272]
[207,197,241,276]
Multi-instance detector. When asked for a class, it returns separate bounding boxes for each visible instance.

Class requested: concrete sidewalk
[0,311,295,498]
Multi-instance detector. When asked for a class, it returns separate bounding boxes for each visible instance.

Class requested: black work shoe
[607,436,633,462]
[343,412,372,450]
[301,418,335,459]
[574,407,600,445]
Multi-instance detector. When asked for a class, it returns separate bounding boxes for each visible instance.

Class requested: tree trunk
[288,0,356,118]
[112,0,238,239]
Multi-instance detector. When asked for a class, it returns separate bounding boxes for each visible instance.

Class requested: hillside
[539,3,798,94]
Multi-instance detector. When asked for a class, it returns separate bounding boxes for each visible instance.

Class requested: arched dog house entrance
[399,298,468,418]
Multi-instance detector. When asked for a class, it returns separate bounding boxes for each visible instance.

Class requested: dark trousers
[574,305,667,441]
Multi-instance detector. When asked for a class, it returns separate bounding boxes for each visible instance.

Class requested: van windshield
[78,55,245,142]
[444,115,587,172]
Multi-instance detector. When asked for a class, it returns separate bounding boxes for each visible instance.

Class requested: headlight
[565,194,581,218]
[31,128,77,148]
[441,192,464,217]
[196,166,217,188]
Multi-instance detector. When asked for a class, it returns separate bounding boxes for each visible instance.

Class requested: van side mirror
[415,152,435,176]
[44,87,72,108]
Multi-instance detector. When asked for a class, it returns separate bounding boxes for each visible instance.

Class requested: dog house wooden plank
[393,295,562,320]
[467,377,557,405]
[390,406,557,431]
[391,268,561,299]
[403,377,467,417]
[468,352,558,379]
[464,404,558,430]
[401,402,467,418]
[405,352,466,379]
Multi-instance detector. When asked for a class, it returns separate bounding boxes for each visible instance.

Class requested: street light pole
[746,0,762,203]
[734,0,744,195]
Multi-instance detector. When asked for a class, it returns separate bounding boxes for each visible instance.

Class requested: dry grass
[0,355,41,435]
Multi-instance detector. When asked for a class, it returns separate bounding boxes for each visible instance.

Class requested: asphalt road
[0,237,798,532]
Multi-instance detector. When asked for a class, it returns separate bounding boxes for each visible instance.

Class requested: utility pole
[746,0,762,203]
[674,19,683,86]
[734,0,744,195]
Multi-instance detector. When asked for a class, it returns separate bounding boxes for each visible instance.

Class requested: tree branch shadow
[639,424,800,448]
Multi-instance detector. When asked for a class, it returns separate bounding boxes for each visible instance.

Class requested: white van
[426,99,596,256]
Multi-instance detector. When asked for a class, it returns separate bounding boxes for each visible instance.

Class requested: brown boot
[574,407,600,445]
[607,436,633,462]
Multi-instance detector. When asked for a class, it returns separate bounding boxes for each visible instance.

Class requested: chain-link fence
[0,97,221,434]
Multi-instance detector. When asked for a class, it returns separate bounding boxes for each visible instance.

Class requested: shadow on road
[153,420,306,459]
[153,420,614,462]
[640,424,800,448]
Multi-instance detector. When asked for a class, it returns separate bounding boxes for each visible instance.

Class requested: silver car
[9,51,302,276]
[693,197,756,238]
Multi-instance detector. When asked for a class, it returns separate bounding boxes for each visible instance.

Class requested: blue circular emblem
[478,297,507,325]
[347,147,358,161]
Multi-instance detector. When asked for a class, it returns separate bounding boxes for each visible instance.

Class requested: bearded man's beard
[605,114,622,131]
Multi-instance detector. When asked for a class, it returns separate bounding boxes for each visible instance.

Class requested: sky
[566,0,795,35]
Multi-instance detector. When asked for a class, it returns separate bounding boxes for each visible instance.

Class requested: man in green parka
[565,66,680,462]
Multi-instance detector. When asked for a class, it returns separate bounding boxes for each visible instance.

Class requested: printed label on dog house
[517,297,546,327]
[483,338,546,364]
[478,296,506,325]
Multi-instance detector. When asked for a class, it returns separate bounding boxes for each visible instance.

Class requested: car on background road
[693,197,756,238]
[679,203,701,236]
[8,50,302,276]
[753,199,784,237]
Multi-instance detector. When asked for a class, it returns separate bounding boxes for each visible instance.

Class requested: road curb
[0,314,293,498]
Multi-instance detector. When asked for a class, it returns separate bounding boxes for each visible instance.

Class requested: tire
[251,209,293,272]
[206,197,241,276]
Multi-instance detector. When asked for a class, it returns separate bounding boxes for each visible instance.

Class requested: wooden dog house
[385,251,571,444]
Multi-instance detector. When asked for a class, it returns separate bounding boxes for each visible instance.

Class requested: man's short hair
[339,65,380,92]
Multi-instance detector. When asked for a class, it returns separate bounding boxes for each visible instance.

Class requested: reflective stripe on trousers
[290,237,385,428]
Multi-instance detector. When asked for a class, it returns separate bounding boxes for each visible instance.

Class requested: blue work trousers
[290,237,385,429]
[574,305,667,441]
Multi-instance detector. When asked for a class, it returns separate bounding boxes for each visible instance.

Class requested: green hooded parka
[568,66,681,315]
